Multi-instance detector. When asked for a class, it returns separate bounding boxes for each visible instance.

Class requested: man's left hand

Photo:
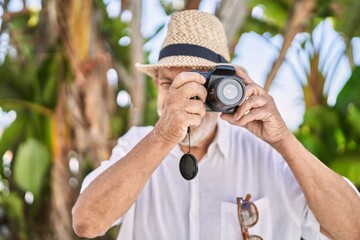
[220,67,291,146]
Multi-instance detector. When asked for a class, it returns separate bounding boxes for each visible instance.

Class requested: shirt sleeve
[80,138,131,193]
[77,135,131,227]
[269,149,325,239]
[301,207,328,239]
[80,126,153,193]
[78,126,153,227]
[343,177,360,196]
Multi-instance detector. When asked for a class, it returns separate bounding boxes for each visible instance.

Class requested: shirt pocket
[220,197,272,240]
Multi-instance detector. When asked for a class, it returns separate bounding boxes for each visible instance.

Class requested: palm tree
[0,0,118,238]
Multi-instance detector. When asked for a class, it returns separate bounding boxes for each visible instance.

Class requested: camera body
[194,65,246,113]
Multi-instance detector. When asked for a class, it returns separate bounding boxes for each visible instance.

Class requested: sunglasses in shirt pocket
[220,197,272,240]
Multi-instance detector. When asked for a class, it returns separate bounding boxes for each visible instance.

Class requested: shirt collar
[211,118,231,159]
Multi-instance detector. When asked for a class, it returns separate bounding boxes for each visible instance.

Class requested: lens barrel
[193,65,246,113]
[206,76,245,113]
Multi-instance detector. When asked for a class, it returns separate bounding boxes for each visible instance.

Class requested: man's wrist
[271,130,299,161]
[151,127,179,149]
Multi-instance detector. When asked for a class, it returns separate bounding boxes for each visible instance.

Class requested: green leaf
[333,0,360,38]
[249,0,290,29]
[335,66,360,116]
[330,155,360,187]
[241,17,281,35]
[347,104,360,136]
[36,49,65,109]
[302,106,339,131]
[0,117,25,160]
[13,138,51,198]
[0,63,27,100]
[296,130,330,163]
[0,192,27,237]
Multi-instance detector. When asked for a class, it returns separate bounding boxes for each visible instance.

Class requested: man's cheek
[157,108,162,117]
[157,99,163,116]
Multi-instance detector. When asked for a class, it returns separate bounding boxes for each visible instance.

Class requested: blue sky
[1,0,359,132]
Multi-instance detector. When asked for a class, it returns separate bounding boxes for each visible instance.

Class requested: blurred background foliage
[0,0,359,239]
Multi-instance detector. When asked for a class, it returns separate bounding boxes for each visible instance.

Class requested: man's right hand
[154,71,208,144]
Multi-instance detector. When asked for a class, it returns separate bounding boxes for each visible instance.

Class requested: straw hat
[135,10,231,78]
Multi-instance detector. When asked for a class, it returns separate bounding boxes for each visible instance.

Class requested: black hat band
[158,43,228,63]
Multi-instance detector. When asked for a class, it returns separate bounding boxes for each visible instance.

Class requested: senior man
[72,10,360,240]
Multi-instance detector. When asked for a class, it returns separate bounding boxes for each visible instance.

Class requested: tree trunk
[51,90,74,240]
[128,0,145,126]
[50,1,113,239]
[185,0,201,10]
[216,0,248,53]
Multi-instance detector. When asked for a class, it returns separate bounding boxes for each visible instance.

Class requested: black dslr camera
[194,65,246,113]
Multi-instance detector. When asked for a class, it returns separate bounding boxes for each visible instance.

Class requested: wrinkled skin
[220,67,290,146]
[154,68,219,150]
[153,66,290,152]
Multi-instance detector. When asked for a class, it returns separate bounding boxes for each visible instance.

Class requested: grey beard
[179,114,218,147]
[157,108,219,147]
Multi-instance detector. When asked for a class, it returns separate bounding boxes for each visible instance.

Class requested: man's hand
[154,72,208,144]
[220,67,290,146]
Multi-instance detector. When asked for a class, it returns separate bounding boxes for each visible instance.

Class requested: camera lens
[202,65,246,113]
[223,84,238,100]
[216,78,244,106]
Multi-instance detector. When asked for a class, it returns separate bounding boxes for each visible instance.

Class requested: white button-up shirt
[81,120,346,240]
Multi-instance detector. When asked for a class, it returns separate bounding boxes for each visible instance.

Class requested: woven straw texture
[136,10,231,78]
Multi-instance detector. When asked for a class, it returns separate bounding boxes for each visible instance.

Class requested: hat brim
[136,56,234,78]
